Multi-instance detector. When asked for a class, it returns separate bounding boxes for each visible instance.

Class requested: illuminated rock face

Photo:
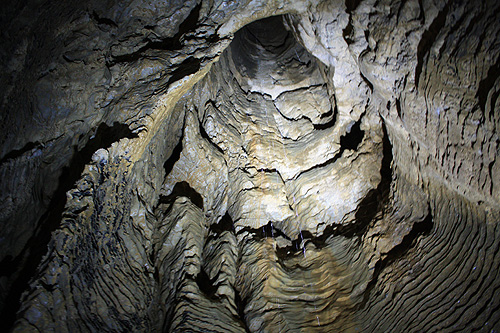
[0,0,499,332]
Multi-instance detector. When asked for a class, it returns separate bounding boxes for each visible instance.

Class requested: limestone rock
[0,0,499,331]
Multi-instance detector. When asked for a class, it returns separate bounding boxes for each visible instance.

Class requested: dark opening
[340,118,365,151]
[195,268,218,299]
[158,181,204,210]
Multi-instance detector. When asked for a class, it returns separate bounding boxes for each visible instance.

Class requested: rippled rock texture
[1,0,499,331]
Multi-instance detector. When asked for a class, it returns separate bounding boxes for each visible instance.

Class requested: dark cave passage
[1,0,500,332]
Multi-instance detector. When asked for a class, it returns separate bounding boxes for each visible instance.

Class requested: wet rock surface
[0,0,499,331]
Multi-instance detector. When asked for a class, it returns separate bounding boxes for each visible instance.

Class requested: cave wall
[0,0,499,331]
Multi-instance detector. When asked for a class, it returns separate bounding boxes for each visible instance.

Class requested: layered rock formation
[0,0,499,331]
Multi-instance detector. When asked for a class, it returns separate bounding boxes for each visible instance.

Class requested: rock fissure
[477,54,500,117]
[415,1,450,89]
[108,3,202,64]
[291,113,367,181]
[360,205,434,310]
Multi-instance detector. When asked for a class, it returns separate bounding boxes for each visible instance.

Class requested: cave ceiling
[0,0,499,332]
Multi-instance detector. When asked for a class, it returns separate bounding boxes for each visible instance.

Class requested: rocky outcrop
[0,0,499,331]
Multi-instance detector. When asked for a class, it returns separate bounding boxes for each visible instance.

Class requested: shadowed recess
[0,122,138,329]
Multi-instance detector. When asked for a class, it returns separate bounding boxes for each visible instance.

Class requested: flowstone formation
[0,0,499,332]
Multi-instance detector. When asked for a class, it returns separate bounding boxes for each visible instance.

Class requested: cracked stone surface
[0,0,499,332]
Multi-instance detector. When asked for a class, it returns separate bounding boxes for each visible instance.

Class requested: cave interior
[0,0,499,331]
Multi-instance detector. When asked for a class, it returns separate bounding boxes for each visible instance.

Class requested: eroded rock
[1,0,499,331]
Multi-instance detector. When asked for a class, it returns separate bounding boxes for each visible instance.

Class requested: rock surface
[0,0,499,331]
